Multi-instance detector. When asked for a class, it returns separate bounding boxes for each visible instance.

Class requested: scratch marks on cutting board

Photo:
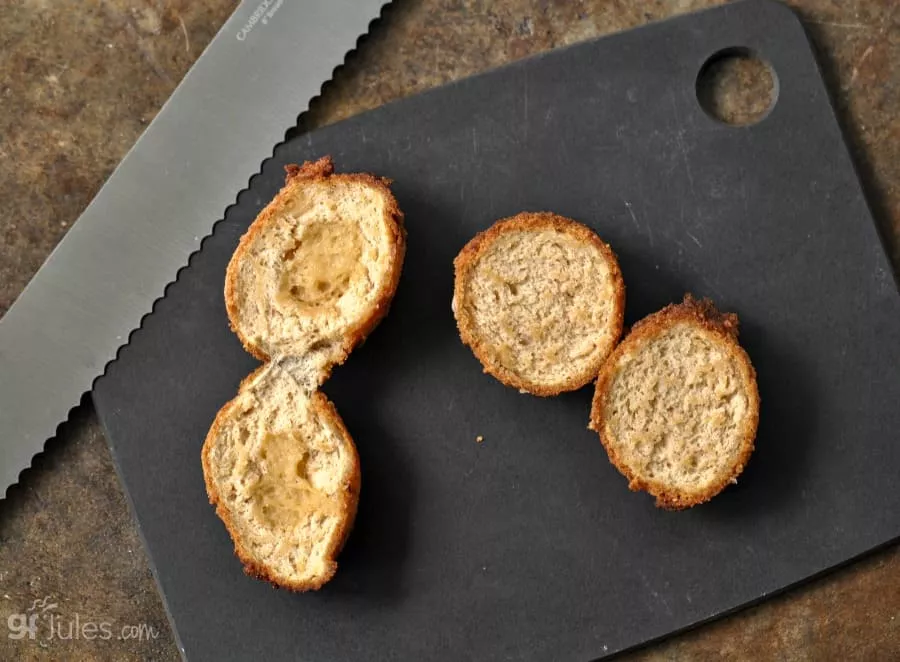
[668,88,696,199]
[676,129,696,195]
[623,198,653,247]
[636,570,673,616]
[623,199,640,232]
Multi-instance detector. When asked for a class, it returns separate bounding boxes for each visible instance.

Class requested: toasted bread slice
[202,364,360,590]
[225,156,405,372]
[203,157,405,590]
[589,295,759,509]
[453,212,625,396]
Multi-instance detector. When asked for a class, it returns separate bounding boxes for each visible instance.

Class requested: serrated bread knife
[0,0,390,495]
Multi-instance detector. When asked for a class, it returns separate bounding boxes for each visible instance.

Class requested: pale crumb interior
[464,228,618,387]
[275,217,364,315]
[602,323,751,492]
[233,179,392,358]
[207,367,354,584]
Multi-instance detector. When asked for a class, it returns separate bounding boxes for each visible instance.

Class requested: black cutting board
[93,1,900,660]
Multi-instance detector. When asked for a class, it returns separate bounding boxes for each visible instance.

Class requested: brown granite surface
[1,0,898,660]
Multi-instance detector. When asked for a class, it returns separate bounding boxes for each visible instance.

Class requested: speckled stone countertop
[1,1,898,660]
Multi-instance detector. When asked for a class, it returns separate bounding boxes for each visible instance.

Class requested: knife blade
[0,0,389,495]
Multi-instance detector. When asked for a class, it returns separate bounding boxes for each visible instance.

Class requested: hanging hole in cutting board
[696,47,778,126]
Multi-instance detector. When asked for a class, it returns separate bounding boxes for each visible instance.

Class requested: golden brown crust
[207,156,402,590]
[201,384,361,592]
[589,294,760,510]
[452,211,625,396]
[223,155,406,364]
